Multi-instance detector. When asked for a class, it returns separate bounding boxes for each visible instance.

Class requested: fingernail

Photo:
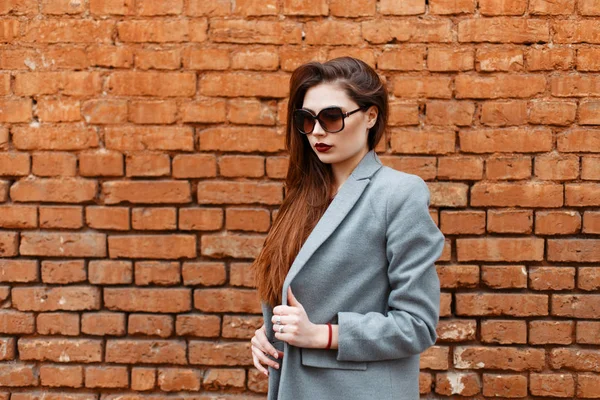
[273,352,278,359]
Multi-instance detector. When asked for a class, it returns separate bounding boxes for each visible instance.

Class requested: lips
[315,143,332,152]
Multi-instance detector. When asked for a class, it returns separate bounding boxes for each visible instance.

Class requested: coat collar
[281,149,383,305]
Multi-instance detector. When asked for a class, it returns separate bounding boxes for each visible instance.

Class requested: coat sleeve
[336,176,444,362]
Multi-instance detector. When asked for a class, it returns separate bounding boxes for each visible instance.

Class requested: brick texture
[0,2,597,399]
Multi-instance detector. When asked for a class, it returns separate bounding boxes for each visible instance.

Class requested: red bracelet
[325,322,332,350]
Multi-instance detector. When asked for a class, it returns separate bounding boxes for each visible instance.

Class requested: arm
[335,176,444,362]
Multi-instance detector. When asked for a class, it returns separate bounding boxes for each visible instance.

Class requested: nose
[311,120,326,136]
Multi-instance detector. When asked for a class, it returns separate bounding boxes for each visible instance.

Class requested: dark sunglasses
[293,106,364,135]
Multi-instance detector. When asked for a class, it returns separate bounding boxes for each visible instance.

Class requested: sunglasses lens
[293,110,315,134]
[318,108,344,132]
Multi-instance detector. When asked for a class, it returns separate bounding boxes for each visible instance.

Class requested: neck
[331,147,369,193]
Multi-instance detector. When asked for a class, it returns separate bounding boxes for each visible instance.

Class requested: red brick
[435,319,477,342]
[455,346,545,371]
[226,208,270,232]
[137,0,183,15]
[90,0,134,15]
[566,183,600,206]
[529,320,574,345]
[222,315,264,339]
[552,75,600,97]
[182,262,226,286]
[479,0,527,14]
[108,235,196,259]
[40,365,83,388]
[554,20,600,44]
[157,368,201,391]
[471,182,562,207]
[0,364,38,386]
[15,72,101,96]
[392,76,453,98]
[135,261,180,286]
[0,153,30,176]
[426,101,475,126]
[583,211,600,234]
[487,209,533,233]
[381,156,437,180]
[81,312,126,336]
[219,155,265,178]
[230,263,256,287]
[186,0,229,16]
[36,98,80,122]
[550,348,600,372]
[460,127,552,153]
[552,295,600,319]
[129,314,174,338]
[0,99,32,122]
[79,151,124,177]
[105,288,191,313]
[457,237,544,261]
[88,260,132,284]
[39,206,83,229]
[535,210,581,235]
[117,19,206,43]
[582,156,600,180]
[578,49,600,72]
[19,338,102,363]
[209,20,301,44]
[527,46,574,70]
[189,341,252,366]
[440,211,485,234]
[480,100,528,126]
[0,310,35,334]
[131,207,176,230]
[420,346,450,370]
[85,366,129,388]
[388,102,420,126]
[482,374,527,397]
[201,234,265,259]
[481,320,526,344]
[435,372,480,396]
[579,267,600,291]
[203,368,246,390]
[10,178,97,203]
[37,313,80,336]
[481,265,527,288]
[107,71,195,97]
[279,47,327,72]
[228,99,277,125]
[548,239,600,262]
[427,47,474,71]
[199,127,284,152]
[232,0,278,15]
[105,127,194,152]
[534,154,579,180]
[377,47,426,71]
[440,293,452,317]
[428,182,469,207]
[362,19,452,43]
[231,47,279,71]
[197,181,282,205]
[390,129,455,154]
[131,368,156,391]
[419,372,433,394]
[576,321,600,344]
[430,0,475,13]
[305,20,362,45]
[195,288,261,313]
[330,0,375,16]
[530,101,577,125]
[172,154,217,178]
[456,293,548,316]
[456,74,546,99]
[531,0,575,14]
[0,259,38,282]
[476,47,523,72]
[12,286,101,312]
[20,232,106,257]
[436,265,479,289]
[459,18,548,42]
[530,266,575,290]
[176,314,221,337]
[106,340,186,364]
[0,231,18,257]
[578,374,600,398]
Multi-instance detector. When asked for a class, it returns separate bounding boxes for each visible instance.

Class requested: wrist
[312,324,329,349]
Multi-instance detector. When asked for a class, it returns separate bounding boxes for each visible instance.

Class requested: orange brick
[535,211,581,235]
[440,211,485,234]
[483,374,527,397]
[529,320,574,345]
[131,207,177,230]
[194,288,261,313]
[40,364,83,388]
[481,265,527,289]
[578,266,600,291]
[135,261,180,286]
[534,154,579,180]
[176,314,221,337]
[182,262,226,286]
[228,99,277,125]
[527,46,574,70]
[487,209,533,233]
[226,208,270,232]
[576,321,600,344]
[41,260,86,284]
[530,101,577,125]
[480,100,528,126]
[222,315,263,339]
[477,47,523,72]
[131,368,156,391]
[81,312,126,336]
[456,293,548,316]
[436,265,479,288]
[37,313,79,336]
[128,314,174,338]
[0,205,37,228]
[481,320,526,344]
[158,368,201,391]
[85,366,129,388]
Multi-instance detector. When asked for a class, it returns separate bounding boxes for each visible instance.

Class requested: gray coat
[261,150,445,400]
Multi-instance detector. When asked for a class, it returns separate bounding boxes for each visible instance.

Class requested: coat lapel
[281,150,383,305]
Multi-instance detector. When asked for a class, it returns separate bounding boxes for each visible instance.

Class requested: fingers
[252,352,269,376]
[254,327,280,359]
[251,344,280,371]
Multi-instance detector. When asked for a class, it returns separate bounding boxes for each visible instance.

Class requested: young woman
[250,57,445,400]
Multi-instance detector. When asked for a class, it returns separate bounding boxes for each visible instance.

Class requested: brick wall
[0,0,599,398]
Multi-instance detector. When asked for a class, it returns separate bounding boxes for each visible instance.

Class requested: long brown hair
[252,57,389,307]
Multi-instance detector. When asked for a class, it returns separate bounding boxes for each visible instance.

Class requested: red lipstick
[315,143,332,153]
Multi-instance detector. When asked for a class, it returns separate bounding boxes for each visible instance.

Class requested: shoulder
[370,166,430,204]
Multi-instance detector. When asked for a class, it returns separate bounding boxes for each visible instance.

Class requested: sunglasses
[293,106,364,135]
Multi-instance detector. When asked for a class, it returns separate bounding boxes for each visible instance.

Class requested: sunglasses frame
[293,106,364,135]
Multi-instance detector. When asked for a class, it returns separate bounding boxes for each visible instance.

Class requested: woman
[250,57,445,400]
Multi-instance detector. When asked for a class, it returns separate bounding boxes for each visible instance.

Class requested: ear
[366,105,378,129]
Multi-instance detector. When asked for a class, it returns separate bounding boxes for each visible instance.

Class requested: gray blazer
[261,150,445,400]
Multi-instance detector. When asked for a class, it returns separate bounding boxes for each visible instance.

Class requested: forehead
[301,83,355,111]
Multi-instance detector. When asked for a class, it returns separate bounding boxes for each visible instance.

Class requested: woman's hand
[272,287,328,349]
[251,323,284,377]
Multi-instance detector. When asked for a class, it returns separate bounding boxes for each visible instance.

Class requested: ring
[279,325,284,334]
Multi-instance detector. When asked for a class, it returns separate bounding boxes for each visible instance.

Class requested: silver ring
[279,325,284,334]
